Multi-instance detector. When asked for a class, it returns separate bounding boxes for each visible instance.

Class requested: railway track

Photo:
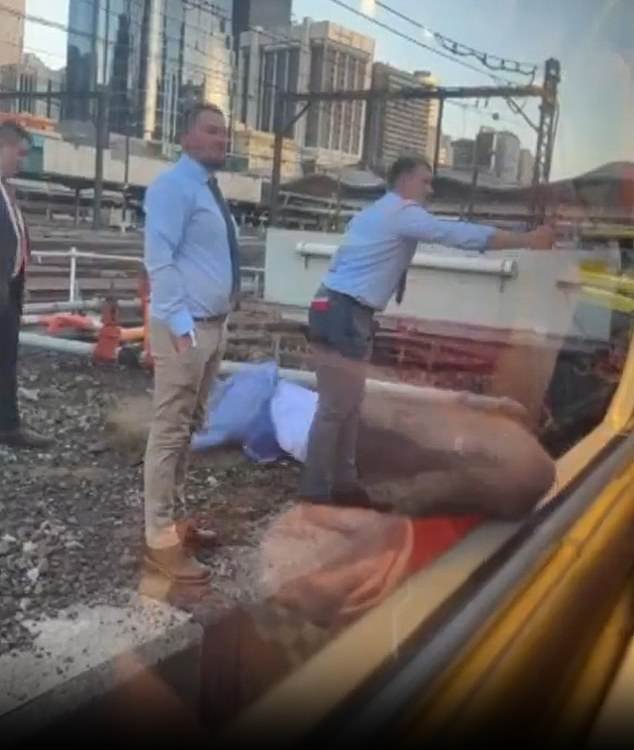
[24,235,307,368]
[27,229,266,304]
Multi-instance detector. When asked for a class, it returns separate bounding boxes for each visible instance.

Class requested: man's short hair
[180,103,225,136]
[0,121,31,147]
[387,155,432,188]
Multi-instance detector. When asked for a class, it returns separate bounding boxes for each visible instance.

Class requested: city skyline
[21,0,634,180]
[293,0,634,181]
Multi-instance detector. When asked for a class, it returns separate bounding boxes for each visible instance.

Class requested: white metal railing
[32,247,142,304]
[240,266,265,297]
[31,246,265,303]
[295,242,519,279]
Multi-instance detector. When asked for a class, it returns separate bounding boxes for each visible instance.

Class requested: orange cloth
[408,515,483,573]
[259,504,481,631]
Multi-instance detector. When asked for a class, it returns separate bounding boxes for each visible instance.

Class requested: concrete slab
[0,591,202,742]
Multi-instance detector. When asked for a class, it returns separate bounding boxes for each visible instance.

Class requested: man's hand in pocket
[171,332,194,353]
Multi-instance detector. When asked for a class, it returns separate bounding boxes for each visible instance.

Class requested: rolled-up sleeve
[143,179,193,337]
[394,203,495,251]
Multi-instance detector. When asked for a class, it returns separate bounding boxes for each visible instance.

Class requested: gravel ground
[0,351,298,656]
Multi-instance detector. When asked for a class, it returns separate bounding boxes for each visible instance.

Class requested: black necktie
[395,270,407,305]
[208,176,241,306]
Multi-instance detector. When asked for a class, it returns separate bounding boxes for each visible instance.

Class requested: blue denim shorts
[307,286,376,361]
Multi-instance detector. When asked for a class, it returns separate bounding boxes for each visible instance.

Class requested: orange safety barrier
[93,298,122,364]
[120,326,145,343]
[27,312,144,345]
[43,313,100,335]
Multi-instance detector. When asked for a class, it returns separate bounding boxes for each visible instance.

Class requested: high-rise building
[64,0,97,122]
[453,129,502,173]
[65,0,145,129]
[236,21,309,141]
[495,130,521,183]
[232,0,292,52]
[0,0,24,67]
[518,147,535,186]
[66,0,233,147]
[0,53,65,120]
[452,138,475,170]
[475,127,496,172]
[235,19,374,168]
[413,71,440,165]
[302,22,373,162]
[438,134,453,167]
[181,0,233,118]
[138,0,186,145]
[365,63,438,173]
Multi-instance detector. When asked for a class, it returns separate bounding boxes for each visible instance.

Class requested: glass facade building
[66,0,144,132]
[65,0,233,143]
[181,0,234,120]
[65,0,99,121]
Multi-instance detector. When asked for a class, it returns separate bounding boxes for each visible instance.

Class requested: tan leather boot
[176,519,219,550]
[144,542,211,583]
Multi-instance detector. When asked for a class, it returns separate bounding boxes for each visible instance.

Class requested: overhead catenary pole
[360,88,379,170]
[122,0,133,226]
[270,93,286,228]
[530,58,561,226]
[270,100,312,227]
[122,123,130,225]
[269,80,555,224]
[93,86,107,230]
[432,97,445,175]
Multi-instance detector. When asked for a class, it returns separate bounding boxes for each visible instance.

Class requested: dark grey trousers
[299,287,375,500]
[0,273,23,431]
[299,345,368,499]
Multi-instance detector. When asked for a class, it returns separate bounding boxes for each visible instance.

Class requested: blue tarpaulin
[191,361,319,464]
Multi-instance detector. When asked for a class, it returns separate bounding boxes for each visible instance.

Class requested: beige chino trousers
[144,318,225,548]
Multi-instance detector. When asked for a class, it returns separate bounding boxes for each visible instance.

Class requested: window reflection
[2,0,634,747]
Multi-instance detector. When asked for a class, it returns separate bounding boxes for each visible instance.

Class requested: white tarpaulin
[270,380,318,463]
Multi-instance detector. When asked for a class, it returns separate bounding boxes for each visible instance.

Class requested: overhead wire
[327,0,522,86]
[374,0,540,77]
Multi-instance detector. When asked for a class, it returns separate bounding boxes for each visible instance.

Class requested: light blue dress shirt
[144,154,233,336]
[324,191,496,311]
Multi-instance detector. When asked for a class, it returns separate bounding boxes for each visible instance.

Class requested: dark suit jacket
[0,184,25,308]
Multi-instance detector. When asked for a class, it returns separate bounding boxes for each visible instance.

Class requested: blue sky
[25,0,634,179]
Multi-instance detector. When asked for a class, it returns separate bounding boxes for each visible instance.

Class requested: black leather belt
[193,314,227,323]
[323,286,375,314]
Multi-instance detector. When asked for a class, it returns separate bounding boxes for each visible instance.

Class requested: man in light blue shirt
[300,155,554,509]
[143,103,240,584]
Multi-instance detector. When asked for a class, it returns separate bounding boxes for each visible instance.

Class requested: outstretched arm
[395,202,554,251]
[487,225,554,250]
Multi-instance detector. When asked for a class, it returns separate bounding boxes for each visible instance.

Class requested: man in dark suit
[0,121,51,449]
